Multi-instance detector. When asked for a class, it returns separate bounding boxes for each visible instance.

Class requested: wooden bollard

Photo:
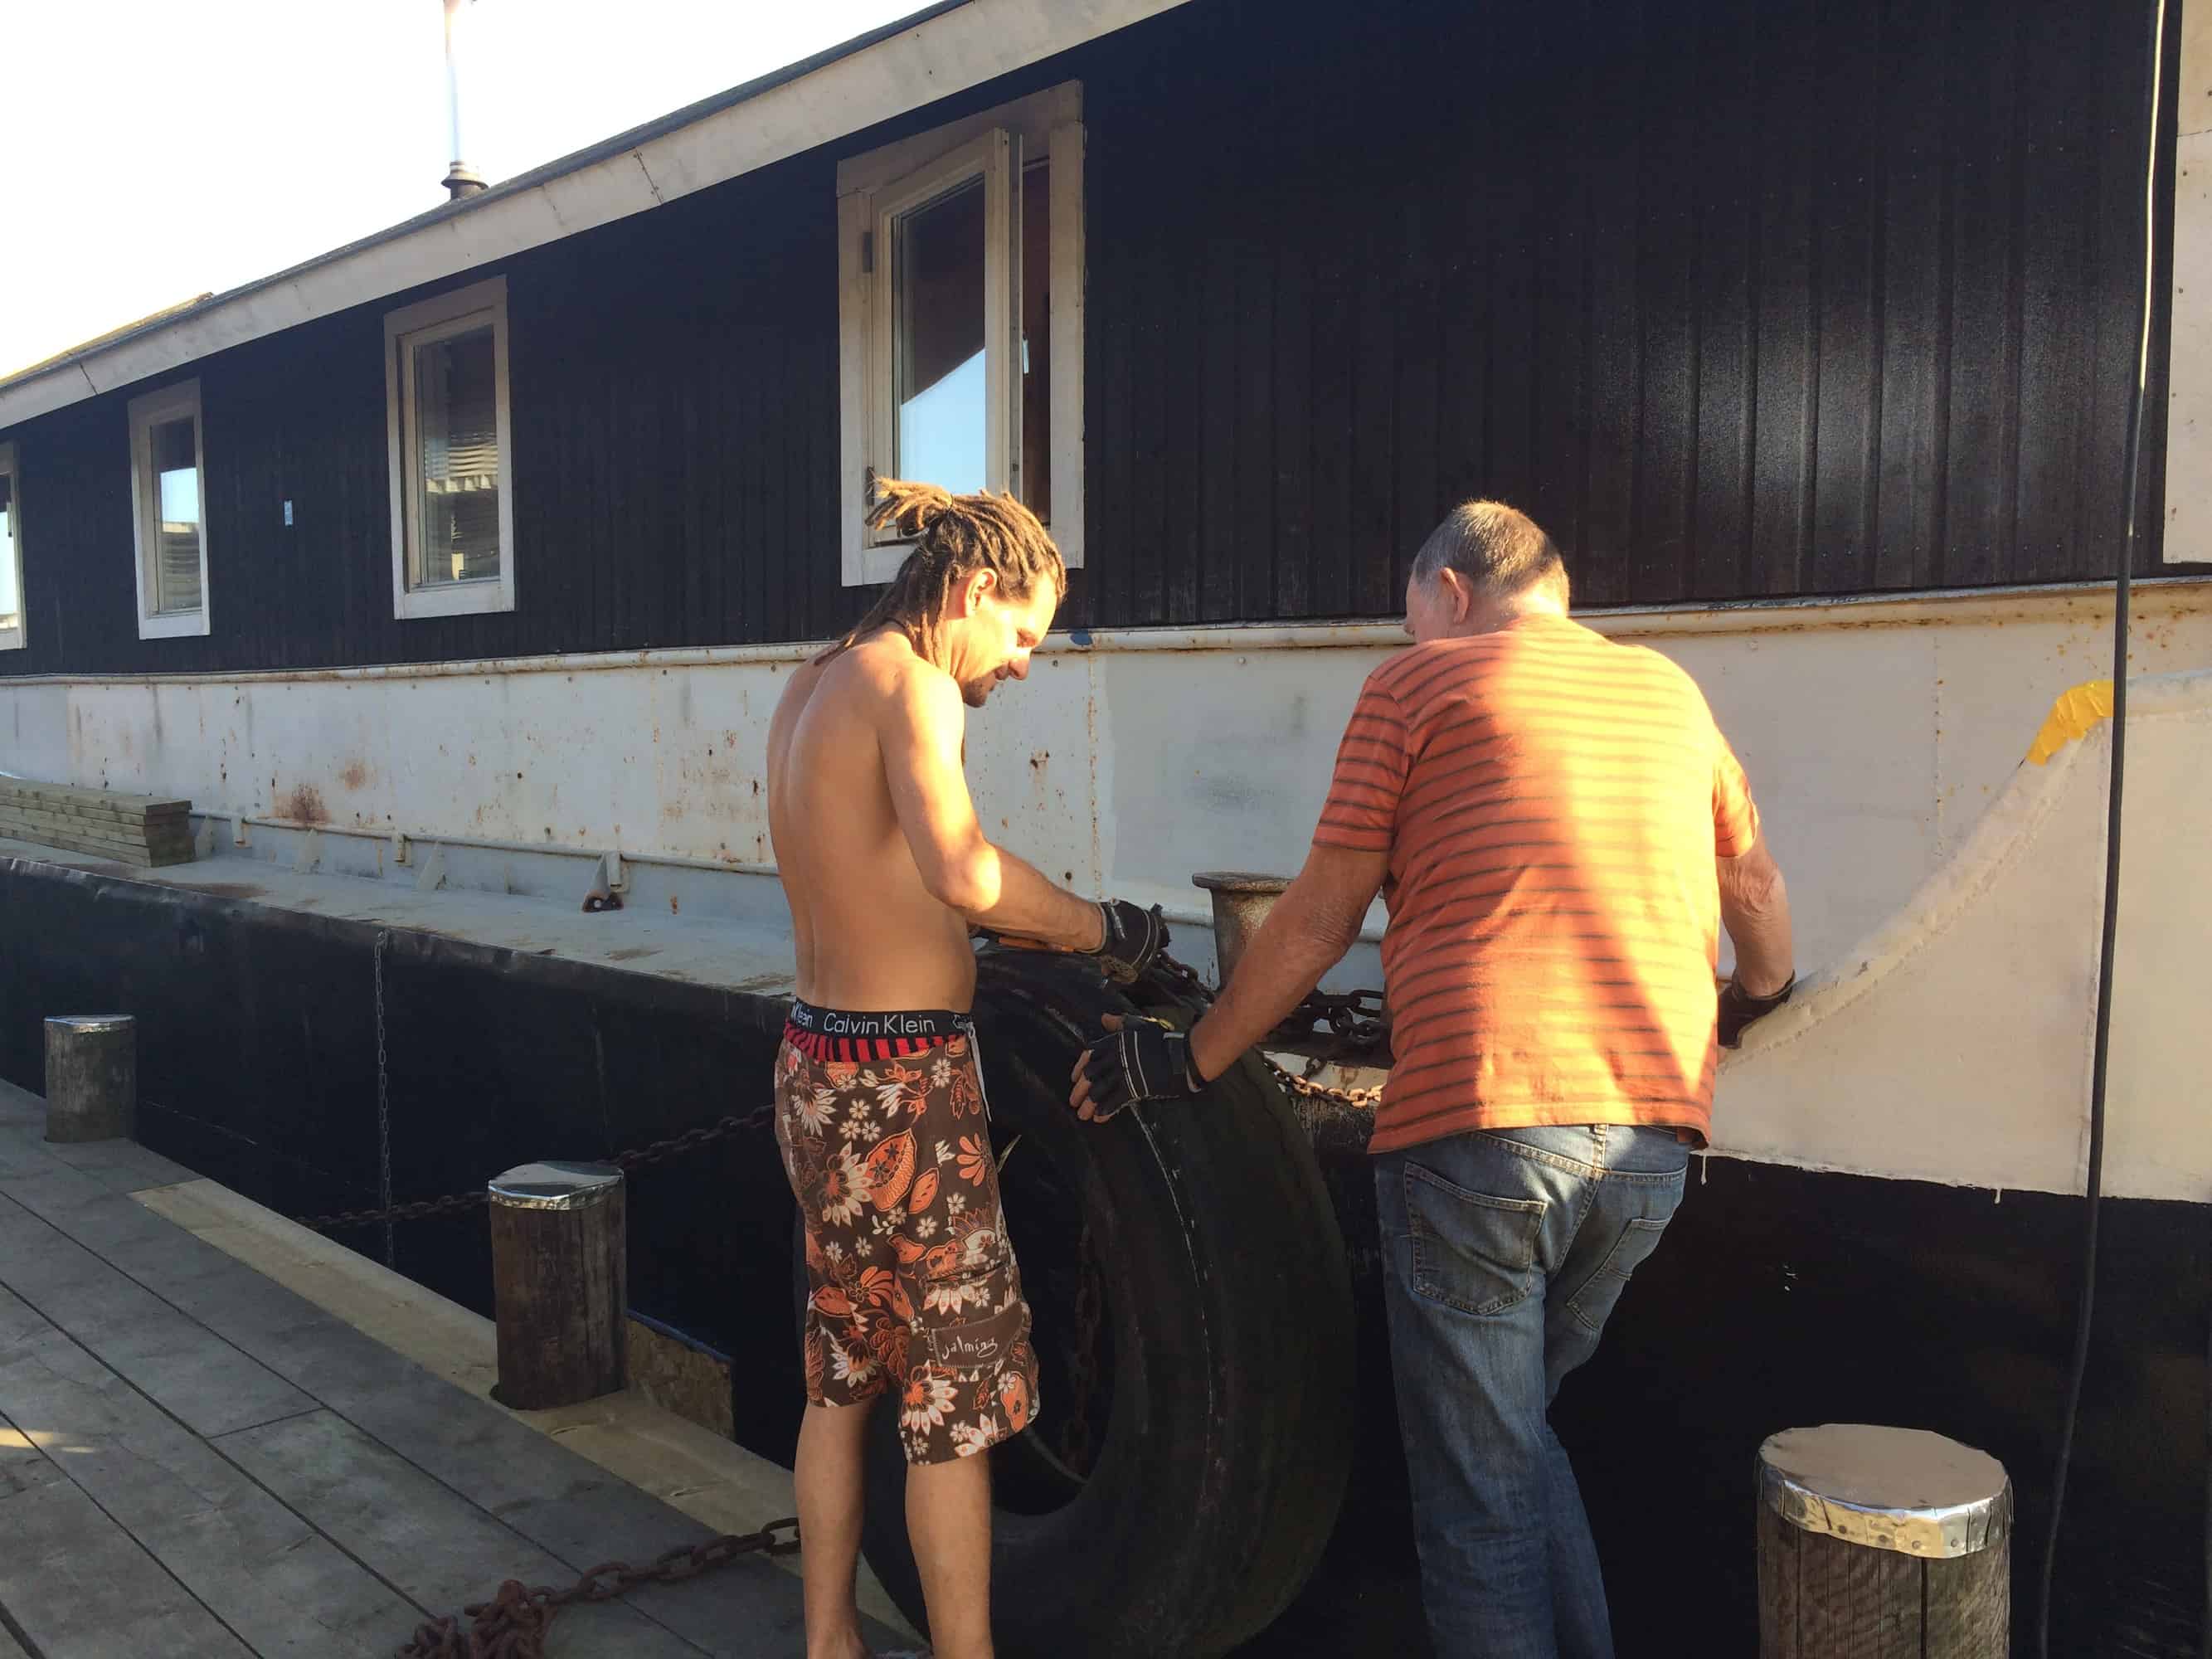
[1758,1424,2010,1657]
[487,1160,626,1409]
[43,1015,137,1143]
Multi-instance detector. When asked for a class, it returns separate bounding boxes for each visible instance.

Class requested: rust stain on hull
[275,784,329,825]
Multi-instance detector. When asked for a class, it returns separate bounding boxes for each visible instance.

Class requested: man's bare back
[768,631,977,1012]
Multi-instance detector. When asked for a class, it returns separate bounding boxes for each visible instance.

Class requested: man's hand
[1718,972,1796,1048]
[1069,1014,1203,1121]
[1082,899,1170,984]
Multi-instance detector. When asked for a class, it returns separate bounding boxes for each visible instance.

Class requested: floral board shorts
[774,1001,1041,1466]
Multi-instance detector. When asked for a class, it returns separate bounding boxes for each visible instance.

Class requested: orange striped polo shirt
[1315,613,1760,1153]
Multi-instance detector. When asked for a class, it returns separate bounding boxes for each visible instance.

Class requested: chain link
[609,1099,780,1174]
[395,1518,800,1659]
[1151,950,1388,1111]
[299,1188,491,1233]
[310,951,1384,1235]
[1262,1055,1385,1108]
[1281,985,1390,1061]
[374,928,395,1267]
[295,1099,782,1233]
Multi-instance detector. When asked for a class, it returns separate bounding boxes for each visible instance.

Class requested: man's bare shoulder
[842,635,960,729]
[775,638,956,754]
[772,655,831,721]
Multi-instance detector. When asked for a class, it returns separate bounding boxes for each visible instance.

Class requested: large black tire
[799,951,1354,1657]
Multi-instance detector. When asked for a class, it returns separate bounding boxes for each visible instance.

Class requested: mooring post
[486,1160,626,1409]
[1191,871,1292,985]
[42,1015,137,1143]
[1757,1424,2010,1657]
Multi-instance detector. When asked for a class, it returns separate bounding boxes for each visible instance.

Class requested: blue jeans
[1374,1125,1689,1659]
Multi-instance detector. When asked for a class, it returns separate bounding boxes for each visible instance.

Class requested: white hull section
[3,579,2208,1198]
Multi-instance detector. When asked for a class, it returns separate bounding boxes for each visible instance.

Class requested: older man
[1073,500,1795,1657]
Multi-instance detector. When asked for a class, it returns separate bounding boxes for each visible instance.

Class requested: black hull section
[2,856,2201,1657]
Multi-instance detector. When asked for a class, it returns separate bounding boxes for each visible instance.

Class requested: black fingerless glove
[1718,972,1796,1048]
[1083,899,1170,984]
[1077,1015,1203,1121]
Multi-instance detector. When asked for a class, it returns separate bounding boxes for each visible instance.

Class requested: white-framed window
[127,381,211,640]
[0,441,22,650]
[384,275,514,619]
[837,82,1085,586]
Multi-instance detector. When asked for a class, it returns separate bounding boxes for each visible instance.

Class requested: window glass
[150,416,202,615]
[413,324,502,586]
[1020,158,1050,522]
[894,176,987,495]
[0,471,17,632]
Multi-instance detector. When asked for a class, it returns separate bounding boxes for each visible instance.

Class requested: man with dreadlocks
[766,478,1167,1659]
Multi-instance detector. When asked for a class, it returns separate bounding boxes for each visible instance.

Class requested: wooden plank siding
[0,0,2192,679]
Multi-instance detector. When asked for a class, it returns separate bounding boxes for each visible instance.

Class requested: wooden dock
[0,1078,864,1658]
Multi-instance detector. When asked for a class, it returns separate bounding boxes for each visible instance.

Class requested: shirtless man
[766,479,1168,1659]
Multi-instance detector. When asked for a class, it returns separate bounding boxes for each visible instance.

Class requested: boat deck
[0,830,803,1001]
[0,1076,902,1658]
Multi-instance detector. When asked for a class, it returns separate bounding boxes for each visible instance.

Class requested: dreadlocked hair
[815,477,1066,667]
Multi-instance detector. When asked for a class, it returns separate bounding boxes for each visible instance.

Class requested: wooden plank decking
[0,781,194,868]
[0,1078,859,1658]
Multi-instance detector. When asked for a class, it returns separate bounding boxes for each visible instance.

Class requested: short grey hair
[1410,499,1568,601]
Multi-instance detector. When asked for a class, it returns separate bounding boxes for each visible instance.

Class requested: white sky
[0,0,922,377]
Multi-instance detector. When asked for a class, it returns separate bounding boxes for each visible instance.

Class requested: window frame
[126,379,211,641]
[0,440,21,651]
[837,82,1085,586]
[383,275,516,620]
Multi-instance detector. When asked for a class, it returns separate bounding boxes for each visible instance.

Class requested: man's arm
[881,663,1106,950]
[1717,834,1794,1047]
[1718,834,1791,995]
[1188,844,1388,1082]
[1067,842,1384,1121]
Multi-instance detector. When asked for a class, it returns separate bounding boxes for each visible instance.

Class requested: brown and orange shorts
[773,1001,1040,1465]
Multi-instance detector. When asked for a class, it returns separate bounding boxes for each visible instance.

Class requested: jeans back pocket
[1403,1161,1548,1317]
[1564,1214,1672,1335]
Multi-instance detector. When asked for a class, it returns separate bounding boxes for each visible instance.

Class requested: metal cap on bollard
[486,1159,627,1410]
[1192,872,1292,985]
[44,1014,137,1144]
[489,1160,622,1211]
[1757,1424,2010,1657]
[1759,1424,2010,1557]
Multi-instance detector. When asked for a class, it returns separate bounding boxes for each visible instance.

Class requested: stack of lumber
[0,778,195,867]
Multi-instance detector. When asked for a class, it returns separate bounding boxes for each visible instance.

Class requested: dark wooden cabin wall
[1080,0,2193,624]
[0,152,844,678]
[0,0,2193,679]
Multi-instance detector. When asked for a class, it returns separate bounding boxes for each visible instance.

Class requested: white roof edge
[0,0,1193,433]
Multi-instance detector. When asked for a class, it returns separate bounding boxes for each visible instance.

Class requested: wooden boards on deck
[0,779,193,868]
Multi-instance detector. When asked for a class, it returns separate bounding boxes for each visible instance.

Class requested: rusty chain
[610,1097,780,1174]
[375,929,396,1267]
[395,1518,800,1659]
[308,943,1385,1237]
[297,1100,780,1233]
[299,1188,492,1232]
[1150,951,1387,1110]
[1283,985,1390,1060]
[1262,1058,1384,1110]
[317,946,1366,1657]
